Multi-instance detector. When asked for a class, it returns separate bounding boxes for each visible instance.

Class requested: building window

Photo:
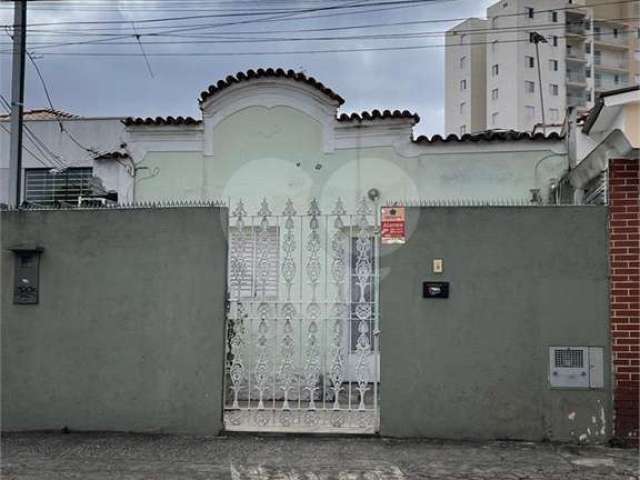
[549,59,558,71]
[459,102,466,114]
[526,56,535,68]
[229,226,280,299]
[551,11,558,23]
[460,34,466,45]
[525,80,535,93]
[586,43,591,53]
[614,74,620,84]
[460,56,466,69]
[525,105,536,119]
[587,91,592,102]
[527,7,534,18]
[460,125,466,136]
[594,25,601,40]
[552,36,558,46]
[492,64,499,76]
[491,88,499,100]
[613,28,618,38]
[460,79,467,91]
[550,83,559,95]
[491,112,499,125]
[585,66,591,78]
[24,167,93,205]
[549,108,560,122]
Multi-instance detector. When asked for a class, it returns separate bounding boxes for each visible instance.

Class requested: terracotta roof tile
[413,130,563,144]
[94,151,130,161]
[123,116,201,127]
[199,68,344,105]
[338,109,419,123]
[0,108,78,120]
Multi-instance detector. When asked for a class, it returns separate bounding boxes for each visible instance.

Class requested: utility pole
[531,32,548,135]
[8,0,27,207]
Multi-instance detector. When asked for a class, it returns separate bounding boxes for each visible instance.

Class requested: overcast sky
[0,0,495,135]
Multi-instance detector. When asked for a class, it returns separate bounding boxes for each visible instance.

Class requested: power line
[3,0,635,31]
[0,94,67,169]
[3,27,102,156]
[0,28,633,57]
[4,17,636,50]
[0,0,444,27]
[1,14,636,55]
[0,123,56,169]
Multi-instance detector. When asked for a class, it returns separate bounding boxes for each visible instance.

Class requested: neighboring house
[445,0,640,135]
[561,84,639,446]
[1,68,568,210]
[0,109,127,205]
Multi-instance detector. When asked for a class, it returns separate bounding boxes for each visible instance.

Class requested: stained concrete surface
[380,207,610,441]
[1,432,637,479]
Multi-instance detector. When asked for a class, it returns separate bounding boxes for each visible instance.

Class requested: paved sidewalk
[1,432,638,479]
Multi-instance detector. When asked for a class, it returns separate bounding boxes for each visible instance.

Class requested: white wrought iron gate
[224,198,380,433]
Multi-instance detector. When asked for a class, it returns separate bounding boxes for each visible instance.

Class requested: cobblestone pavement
[1,432,638,480]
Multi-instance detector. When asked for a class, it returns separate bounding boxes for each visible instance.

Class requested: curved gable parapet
[199,68,344,108]
[200,68,344,155]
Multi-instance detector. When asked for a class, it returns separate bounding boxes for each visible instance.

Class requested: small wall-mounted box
[549,346,604,389]
[10,246,44,305]
[423,281,449,299]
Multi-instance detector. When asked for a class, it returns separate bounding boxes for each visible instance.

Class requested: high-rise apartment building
[444,0,640,135]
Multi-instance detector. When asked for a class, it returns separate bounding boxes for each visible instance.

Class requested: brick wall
[609,158,640,446]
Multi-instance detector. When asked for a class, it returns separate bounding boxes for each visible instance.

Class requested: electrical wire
[3,0,635,32]
[0,94,68,169]
[1,28,633,57]
[0,0,445,27]
[4,17,636,50]
[0,123,58,168]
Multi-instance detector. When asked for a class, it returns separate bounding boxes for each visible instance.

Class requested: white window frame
[525,80,535,93]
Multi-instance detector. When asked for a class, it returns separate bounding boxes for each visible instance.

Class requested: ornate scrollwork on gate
[224,197,380,434]
[278,302,296,410]
[354,198,373,411]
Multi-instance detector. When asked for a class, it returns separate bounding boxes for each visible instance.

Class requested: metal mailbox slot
[10,246,44,305]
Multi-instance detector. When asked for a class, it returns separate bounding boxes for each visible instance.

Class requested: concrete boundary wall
[380,206,610,442]
[1,207,228,434]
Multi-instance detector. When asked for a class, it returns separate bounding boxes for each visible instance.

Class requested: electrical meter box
[549,346,604,389]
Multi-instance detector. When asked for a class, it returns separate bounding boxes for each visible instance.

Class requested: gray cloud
[1,0,494,135]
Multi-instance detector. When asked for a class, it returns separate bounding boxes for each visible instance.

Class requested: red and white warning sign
[381,206,406,244]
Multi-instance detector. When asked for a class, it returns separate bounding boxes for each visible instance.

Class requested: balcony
[593,56,629,73]
[595,78,629,92]
[565,22,586,37]
[566,71,587,87]
[565,0,588,15]
[593,32,630,50]
[566,48,586,63]
[567,93,587,107]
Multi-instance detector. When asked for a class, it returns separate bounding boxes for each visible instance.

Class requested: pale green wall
[135,106,566,213]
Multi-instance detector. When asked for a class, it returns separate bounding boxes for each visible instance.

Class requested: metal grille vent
[24,167,93,205]
[554,348,584,368]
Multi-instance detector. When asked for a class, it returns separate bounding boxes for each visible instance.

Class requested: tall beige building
[444,0,640,135]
